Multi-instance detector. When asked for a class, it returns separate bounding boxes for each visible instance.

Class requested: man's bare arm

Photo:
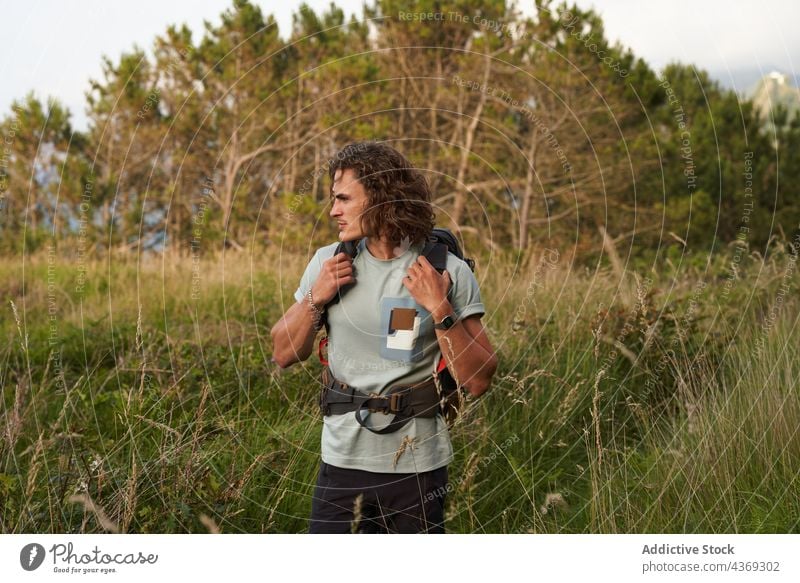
[270,252,355,369]
[432,310,497,397]
[270,297,321,369]
[401,255,497,396]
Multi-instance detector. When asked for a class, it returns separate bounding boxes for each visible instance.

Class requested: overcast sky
[2,0,798,131]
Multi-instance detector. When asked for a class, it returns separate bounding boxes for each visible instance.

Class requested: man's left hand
[402,255,451,315]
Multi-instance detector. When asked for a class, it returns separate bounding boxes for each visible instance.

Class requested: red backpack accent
[318,337,329,366]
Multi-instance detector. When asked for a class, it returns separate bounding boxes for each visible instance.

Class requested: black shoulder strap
[321,239,360,330]
[338,238,360,260]
[421,238,448,273]
[323,237,447,330]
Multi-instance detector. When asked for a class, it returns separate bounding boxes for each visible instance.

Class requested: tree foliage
[1,0,796,260]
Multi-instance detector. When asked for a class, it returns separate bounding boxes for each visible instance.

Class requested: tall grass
[1,242,798,533]
[607,310,800,532]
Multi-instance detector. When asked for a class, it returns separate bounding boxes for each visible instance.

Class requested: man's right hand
[310,253,355,306]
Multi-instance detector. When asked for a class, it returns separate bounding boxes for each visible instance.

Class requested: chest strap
[319,367,443,435]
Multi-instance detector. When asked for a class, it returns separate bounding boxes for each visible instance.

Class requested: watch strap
[434,313,456,330]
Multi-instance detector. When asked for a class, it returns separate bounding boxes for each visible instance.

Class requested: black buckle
[389,391,405,413]
[367,392,386,414]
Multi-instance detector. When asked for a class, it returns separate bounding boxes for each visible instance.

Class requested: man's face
[330,168,369,242]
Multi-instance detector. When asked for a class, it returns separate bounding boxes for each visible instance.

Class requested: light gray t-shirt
[294,237,485,473]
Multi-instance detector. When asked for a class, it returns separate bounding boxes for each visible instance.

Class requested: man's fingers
[335,252,353,263]
[325,255,353,276]
[336,265,354,278]
[327,253,352,267]
[336,264,354,276]
[417,255,434,269]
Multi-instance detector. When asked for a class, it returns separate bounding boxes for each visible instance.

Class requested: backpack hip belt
[320,366,444,435]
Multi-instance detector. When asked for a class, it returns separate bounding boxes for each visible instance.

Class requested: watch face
[437,315,455,329]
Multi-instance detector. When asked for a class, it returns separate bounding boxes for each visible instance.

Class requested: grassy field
[1,241,799,533]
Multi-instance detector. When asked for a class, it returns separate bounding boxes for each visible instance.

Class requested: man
[270,142,497,533]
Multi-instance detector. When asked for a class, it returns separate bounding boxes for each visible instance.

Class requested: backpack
[319,228,475,427]
[324,227,474,311]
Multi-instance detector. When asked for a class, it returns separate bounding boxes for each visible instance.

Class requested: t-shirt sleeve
[448,258,485,320]
[294,250,324,303]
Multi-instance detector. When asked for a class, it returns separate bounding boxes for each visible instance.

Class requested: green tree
[0,94,77,252]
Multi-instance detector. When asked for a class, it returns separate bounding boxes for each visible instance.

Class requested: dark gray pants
[309,461,448,533]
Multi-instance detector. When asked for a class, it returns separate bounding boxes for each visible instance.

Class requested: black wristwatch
[433,313,457,330]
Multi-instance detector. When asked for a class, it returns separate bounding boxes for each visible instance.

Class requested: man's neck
[365,236,404,260]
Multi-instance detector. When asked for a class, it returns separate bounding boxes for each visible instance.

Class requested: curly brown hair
[328,142,435,245]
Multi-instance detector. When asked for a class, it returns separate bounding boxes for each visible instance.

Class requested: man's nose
[330,201,341,217]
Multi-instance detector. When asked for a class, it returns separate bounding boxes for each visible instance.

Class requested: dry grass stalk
[121,454,138,533]
[135,302,144,352]
[10,299,27,353]
[222,453,268,501]
[625,396,648,426]
[68,493,120,533]
[440,336,460,388]
[539,492,567,515]
[591,317,603,362]
[393,435,416,468]
[592,369,606,467]
[184,382,210,485]
[199,513,220,534]
[458,452,481,493]
[21,435,46,530]
[350,493,364,534]
[553,380,582,429]
[3,380,28,455]
[264,485,288,532]
[133,414,182,438]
